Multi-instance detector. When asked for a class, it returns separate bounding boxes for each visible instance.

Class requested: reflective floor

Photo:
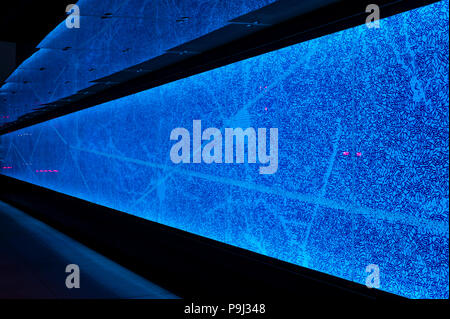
[0,200,178,299]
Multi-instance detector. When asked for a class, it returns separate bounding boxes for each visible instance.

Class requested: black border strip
[0,174,403,300]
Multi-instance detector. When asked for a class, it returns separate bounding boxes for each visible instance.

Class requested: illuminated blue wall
[1,1,448,298]
[0,0,277,122]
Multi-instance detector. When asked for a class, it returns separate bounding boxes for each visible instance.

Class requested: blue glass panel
[0,0,275,122]
[1,0,448,298]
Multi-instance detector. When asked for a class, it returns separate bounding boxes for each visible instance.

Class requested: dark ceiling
[1,0,67,64]
[1,0,67,43]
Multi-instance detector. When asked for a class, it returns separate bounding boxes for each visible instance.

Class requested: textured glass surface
[1,1,449,298]
[0,0,275,122]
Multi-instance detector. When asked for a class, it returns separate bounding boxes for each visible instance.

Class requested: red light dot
[356,152,362,157]
[343,152,349,156]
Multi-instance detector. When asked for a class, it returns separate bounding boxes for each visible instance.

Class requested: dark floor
[0,200,178,299]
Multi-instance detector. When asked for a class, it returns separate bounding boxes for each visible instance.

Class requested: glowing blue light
[1,1,448,298]
[0,0,275,122]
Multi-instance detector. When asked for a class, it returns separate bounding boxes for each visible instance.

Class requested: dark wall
[0,41,15,82]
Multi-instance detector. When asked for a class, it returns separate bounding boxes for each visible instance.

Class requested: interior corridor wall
[1,0,448,298]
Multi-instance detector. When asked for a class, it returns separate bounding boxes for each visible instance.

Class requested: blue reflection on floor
[0,201,178,299]
[1,1,449,298]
